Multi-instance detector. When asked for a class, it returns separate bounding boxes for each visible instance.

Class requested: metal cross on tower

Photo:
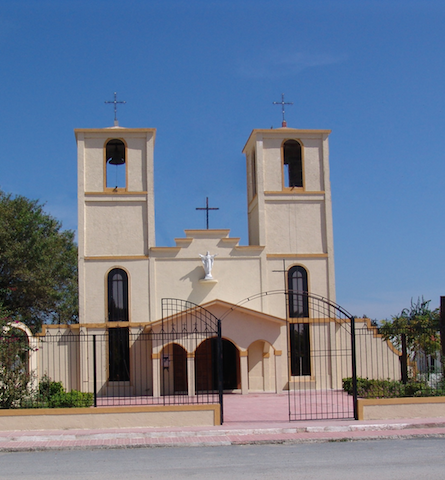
[105,92,126,126]
[196,197,219,229]
[273,93,293,127]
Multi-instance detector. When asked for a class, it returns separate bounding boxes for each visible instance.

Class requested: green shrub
[38,375,64,399]
[36,375,93,408]
[342,377,445,399]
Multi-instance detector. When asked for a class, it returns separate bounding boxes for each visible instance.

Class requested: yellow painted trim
[239,351,248,357]
[220,237,241,243]
[274,350,282,356]
[152,353,160,359]
[357,397,445,421]
[187,353,195,358]
[35,322,152,336]
[287,317,345,324]
[264,191,325,196]
[234,245,265,251]
[263,353,270,358]
[356,318,402,356]
[174,238,193,244]
[36,324,80,336]
[242,129,331,153]
[75,128,156,135]
[184,229,231,237]
[267,253,328,259]
[150,247,181,252]
[84,255,149,261]
[0,404,221,426]
[85,191,148,196]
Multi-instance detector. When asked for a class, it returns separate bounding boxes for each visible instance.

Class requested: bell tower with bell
[75,124,156,325]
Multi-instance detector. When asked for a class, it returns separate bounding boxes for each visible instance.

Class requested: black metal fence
[2,328,221,410]
[352,320,444,398]
[286,292,356,421]
[1,299,223,414]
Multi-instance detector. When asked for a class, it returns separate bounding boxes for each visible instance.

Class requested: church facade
[72,124,338,396]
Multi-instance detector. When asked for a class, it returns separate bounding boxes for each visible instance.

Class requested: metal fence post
[217,319,224,424]
[93,335,97,408]
[350,315,358,420]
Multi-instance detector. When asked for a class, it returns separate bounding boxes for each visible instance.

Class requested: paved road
[1,438,445,479]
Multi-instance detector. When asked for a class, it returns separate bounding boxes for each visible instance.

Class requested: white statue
[199,251,217,280]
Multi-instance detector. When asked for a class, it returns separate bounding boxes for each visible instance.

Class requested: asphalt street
[1,438,445,479]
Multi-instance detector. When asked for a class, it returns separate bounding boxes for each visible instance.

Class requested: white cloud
[238,50,347,79]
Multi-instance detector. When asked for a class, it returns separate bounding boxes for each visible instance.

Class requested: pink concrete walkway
[223,392,353,423]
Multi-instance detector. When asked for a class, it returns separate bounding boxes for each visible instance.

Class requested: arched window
[283,140,303,188]
[287,266,309,318]
[107,268,128,322]
[288,266,310,376]
[105,139,126,189]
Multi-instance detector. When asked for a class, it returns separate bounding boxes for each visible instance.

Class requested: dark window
[288,266,309,318]
[106,139,126,189]
[290,323,311,376]
[108,327,130,381]
[283,140,303,188]
[108,268,128,322]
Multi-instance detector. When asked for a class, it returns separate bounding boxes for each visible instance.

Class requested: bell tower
[242,127,336,301]
[76,127,156,324]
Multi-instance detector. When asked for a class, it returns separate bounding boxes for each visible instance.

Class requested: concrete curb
[2,421,445,452]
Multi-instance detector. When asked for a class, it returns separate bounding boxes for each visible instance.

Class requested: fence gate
[288,292,357,421]
[158,298,224,423]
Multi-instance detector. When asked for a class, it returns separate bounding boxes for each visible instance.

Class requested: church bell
[106,140,125,165]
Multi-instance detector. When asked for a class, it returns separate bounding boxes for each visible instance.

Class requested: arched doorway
[248,340,275,392]
[195,338,240,392]
[160,343,187,396]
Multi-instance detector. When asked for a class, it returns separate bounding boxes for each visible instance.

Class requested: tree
[0,190,78,331]
[380,298,440,382]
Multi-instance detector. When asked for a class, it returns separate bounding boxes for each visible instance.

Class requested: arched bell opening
[105,139,126,190]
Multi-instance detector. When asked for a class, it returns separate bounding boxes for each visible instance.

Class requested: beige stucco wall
[337,319,401,382]
[265,199,326,254]
[0,404,220,431]
[358,397,445,421]
[85,200,148,256]
[36,327,81,391]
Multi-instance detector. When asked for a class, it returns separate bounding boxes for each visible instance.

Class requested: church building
[73,122,336,397]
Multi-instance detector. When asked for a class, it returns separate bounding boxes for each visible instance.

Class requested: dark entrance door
[173,343,187,393]
[195,338,240,391]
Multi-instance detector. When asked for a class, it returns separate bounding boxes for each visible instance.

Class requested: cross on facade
[273,93,293,127]
[196,197,219,229]
[105,92,126,126]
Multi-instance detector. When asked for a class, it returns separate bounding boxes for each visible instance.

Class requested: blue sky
[1,0,444,320]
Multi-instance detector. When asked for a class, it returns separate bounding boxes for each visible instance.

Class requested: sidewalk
[1,393,445,451]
